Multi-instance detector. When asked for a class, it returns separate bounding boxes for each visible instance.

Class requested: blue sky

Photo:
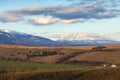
[0,0,120,40]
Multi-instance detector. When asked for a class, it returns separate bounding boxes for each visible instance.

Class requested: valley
[0,0,120,79]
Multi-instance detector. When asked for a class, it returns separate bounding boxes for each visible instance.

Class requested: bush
[0,68,120,80]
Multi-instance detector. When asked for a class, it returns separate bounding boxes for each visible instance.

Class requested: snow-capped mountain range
[50,33,112,41]
[50,32,120,45]
[0,29,57,46]
[0,29,120,46]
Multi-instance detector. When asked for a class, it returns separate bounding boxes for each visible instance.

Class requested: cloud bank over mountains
[0,0,120,25]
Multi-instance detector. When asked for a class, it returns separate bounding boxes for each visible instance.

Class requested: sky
[0,0,120,41]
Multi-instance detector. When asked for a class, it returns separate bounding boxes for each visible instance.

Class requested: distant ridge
[51,33,120,45]
[0,29,120,46]
[0,29,57,46]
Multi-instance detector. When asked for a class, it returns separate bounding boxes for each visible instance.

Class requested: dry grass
[106,44,120,49]
[29,55,64,64]
[0,68,120,80]
[69,50,120,64]
[0,44,120,64]
[0,44,95,50]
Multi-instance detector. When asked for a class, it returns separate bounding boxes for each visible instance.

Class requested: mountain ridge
[51,32,120,45]
[0,29,56,46]
[0,29,120,46]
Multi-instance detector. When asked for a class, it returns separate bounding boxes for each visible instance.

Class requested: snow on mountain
[0,29,12,33]
[105,32,120,41]
[0,30,120,46]
[0,29,29,36]
[50,32,112,41]
[0,29,57,46]
[50,32,120,45]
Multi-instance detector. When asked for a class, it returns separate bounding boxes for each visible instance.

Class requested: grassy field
[0,44,95,50]
[0,47,83,63]
[69,50,120,64]
[0,68,120,80]
[0,60,95,72]
[0,44,120,64]
[0,44,120,80]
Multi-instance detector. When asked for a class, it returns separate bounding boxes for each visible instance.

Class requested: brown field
[0,44,120,65]
[0,44,95,49]
[69,51,120,64]
[0,44,120,49]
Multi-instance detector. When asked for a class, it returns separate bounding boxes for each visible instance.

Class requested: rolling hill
[0,44,120,65]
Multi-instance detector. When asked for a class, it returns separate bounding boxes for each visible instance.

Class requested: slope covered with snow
[0,30,120,46]
[0,29,56,46]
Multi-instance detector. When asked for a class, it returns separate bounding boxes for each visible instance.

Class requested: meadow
[0,60,95,72]
[0,44,120,80]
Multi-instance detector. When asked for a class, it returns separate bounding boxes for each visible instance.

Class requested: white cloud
[28,16,87,25]
[0,0,119,25]
[0,12,23,22]
[28,16,57,25]
[60,18,87,24]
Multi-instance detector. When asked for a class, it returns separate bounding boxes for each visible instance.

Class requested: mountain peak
[0,29,13,33]
[0,29,55,46]
[50,32,120,45]
[0,30,119,46]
